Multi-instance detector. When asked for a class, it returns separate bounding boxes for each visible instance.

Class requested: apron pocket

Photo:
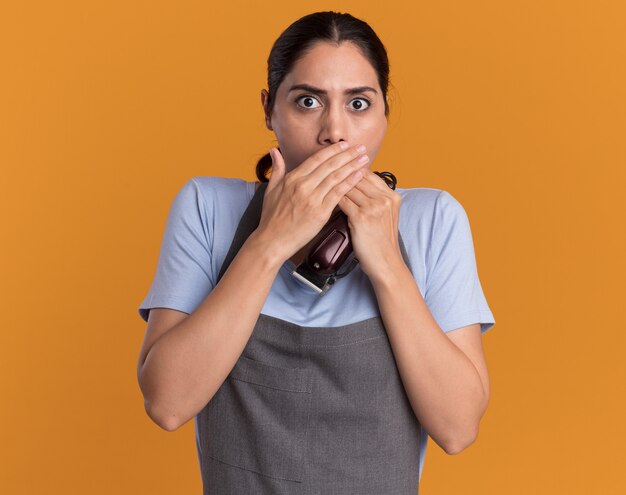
[203,355,313,482]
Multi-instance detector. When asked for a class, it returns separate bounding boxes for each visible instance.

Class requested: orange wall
[1,1,624,493]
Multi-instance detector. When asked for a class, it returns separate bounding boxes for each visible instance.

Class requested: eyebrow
[287,83,378,96]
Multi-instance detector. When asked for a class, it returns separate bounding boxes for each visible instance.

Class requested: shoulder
[397,187,465,211]
[169,176,252,214]
[396,187,473,269]
[186,175,251,204]
[397,187,469,226]
[396,186,442,211]
[166,176,252,228]
[396,187,463,227]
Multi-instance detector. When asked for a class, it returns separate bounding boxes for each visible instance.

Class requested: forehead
[281,41,380,92]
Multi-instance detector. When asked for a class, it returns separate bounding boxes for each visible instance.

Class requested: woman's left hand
[337,169,404,283]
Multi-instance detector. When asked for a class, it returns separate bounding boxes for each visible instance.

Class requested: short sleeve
[424,190,496,334]
[137,178,215,322]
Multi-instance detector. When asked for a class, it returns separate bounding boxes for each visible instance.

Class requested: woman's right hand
[254,142,370,263]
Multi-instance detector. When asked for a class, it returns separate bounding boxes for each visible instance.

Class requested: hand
[336,169,404,281]
[255,142,370,263]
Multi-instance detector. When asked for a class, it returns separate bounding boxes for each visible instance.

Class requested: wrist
[244,228,289,271]
[368,250,412,291]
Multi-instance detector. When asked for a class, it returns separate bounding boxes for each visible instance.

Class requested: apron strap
[216,181,413,286]
[216,182,267,284]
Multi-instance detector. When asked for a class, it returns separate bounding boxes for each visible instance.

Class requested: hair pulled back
[255,11,391,182]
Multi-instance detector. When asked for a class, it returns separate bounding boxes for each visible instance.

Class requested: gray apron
[196,182,422,494]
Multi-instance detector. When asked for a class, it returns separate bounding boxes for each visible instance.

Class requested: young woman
[137,11,495,494]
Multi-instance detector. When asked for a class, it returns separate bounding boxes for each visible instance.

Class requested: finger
[343,181,370,207]
[292,141,350,177]
[297,142,367,179]
[266,147,285,194]
[320,166,367,212]
[346,170,392,201]
[312,149,370,196]
[345,171,401,208]
[356,170,403,205]
[364,169,395,193]
[338,193,358,217]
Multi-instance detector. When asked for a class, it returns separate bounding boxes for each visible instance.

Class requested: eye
[296,95,321,109]
[349,98,371,111]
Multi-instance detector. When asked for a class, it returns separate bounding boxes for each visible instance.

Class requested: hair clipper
[291,171,398,295]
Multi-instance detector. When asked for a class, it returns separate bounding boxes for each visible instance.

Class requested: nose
[317,103,349,146]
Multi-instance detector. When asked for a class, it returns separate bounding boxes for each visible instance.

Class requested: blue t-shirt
[138,176,496,482]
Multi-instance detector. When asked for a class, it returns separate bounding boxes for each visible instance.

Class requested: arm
[136,143,379,432]
[137,230,283,432]
[369,258,490,455]
[337,172,492,455]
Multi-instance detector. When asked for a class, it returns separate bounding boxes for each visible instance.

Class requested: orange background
[1,1,624,493]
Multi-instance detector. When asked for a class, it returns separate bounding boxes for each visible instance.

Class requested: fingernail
[340,142,349,150]
[356,144,366,153]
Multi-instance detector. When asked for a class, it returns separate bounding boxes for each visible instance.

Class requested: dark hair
[255,11,391,182]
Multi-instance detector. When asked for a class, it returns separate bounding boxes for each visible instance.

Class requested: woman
[137,11,495,494]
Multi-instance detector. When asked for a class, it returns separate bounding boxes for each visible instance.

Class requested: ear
[260,89,273,131]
